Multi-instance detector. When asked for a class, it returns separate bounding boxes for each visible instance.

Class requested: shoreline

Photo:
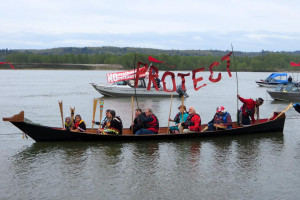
[0,63,125,70]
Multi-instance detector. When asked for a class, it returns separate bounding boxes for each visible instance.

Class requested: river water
[0,70,300,200]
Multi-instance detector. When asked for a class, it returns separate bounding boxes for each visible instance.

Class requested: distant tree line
[2,47,300,71]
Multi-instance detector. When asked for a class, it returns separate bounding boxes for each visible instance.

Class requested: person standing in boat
[169,105,189,133]
[178,106,201,133]
[74,114,86,132]
[130,108,144,134]
[92,109,111,129]
[237,94,264,125]
[98,110,123,135]
[135,108,159,135]
[207,106,232,131]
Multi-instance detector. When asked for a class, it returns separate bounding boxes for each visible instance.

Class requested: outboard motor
[176,84,189,97]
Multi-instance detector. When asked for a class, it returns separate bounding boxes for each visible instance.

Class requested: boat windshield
[275,84,284,91]
[127,79,146,88]
[284,83,298,92]
[113,81,128,86]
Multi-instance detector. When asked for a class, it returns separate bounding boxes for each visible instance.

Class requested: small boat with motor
[90,78,188,98]
[267,83,300,101]
[3,110,286,142]
[255,73,298,87]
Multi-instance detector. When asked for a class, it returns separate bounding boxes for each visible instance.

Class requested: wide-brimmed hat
[178,105,186,111]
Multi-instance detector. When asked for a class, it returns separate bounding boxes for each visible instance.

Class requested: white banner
[106,67,146,83]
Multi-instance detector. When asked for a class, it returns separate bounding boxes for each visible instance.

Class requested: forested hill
[1,47,300,71]
[3,46,300,56]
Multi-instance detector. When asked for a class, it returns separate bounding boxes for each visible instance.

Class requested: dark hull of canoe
[10,116,286,142]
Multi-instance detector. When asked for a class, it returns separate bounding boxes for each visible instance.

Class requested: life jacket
[65,122,72,128]
[174,111,188,124]
[185,113,201,131]
[186,114,200,126]
[146,115,159,133]
[74,120,84,128]
[222,112,229,123]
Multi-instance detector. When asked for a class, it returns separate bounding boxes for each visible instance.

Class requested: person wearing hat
[237,94,264,125]
[207,106,232,131]
[169,105,189,133]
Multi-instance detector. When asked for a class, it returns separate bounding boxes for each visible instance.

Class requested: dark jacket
[74,120,86,132]
[106,116,123,135]
[138,113,159,133]
[131,116,145,134]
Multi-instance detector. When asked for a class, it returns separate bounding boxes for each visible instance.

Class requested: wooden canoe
[3,111,286,142]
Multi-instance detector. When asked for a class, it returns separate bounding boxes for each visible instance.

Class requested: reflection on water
[6,132,284,199]
[1,71,300,199]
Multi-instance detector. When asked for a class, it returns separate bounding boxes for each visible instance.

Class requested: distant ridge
[4,46,300,57]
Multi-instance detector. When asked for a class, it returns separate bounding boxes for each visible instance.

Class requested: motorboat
[91,78,188,98]
[267,83,300,101]
[255,73,297,87]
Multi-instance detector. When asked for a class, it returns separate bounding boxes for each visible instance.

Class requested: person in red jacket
[237,94,264,125]
[135,108,159,135]
[178,106,201,133]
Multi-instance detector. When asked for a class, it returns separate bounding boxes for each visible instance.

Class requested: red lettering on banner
[221,52,232,77]
[134,62,148,87]
[192,68,207,91]
[208,61,222,83]
[161,71,176,92]
[147,66,159,91]
[0,62,14,69]
[177,73,190,91]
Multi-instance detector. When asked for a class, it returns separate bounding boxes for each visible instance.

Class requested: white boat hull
[91,83,179,97]
[256,81,281,88]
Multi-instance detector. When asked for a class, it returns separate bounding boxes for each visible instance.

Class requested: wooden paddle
[70,107,75,125]
[274,103,293,120]
[99,98,104,125]
[92,98,98,128]
[214,123,227,130]
[167,94,174,134]
[201,125,208,132]
[58,100,64,128]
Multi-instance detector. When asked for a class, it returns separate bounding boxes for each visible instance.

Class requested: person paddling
[169,105,189,133]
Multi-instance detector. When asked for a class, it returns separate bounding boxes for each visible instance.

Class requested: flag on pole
[148,56,165,63]
[290,62,300,67]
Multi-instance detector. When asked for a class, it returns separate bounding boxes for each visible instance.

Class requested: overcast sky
[1,0,299,52]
